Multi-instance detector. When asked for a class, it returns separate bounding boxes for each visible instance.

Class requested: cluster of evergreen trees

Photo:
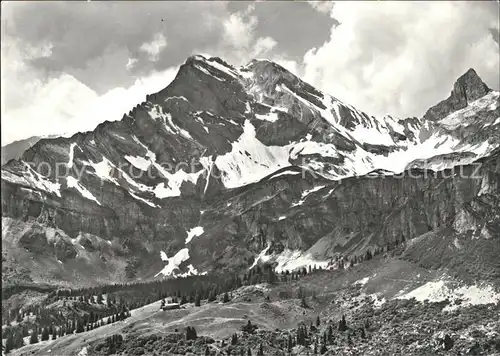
[94,334,124,355]
[282,315,355,354]
[3,302,131,354]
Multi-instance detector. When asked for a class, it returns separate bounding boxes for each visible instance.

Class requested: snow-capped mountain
[1,55,499,286]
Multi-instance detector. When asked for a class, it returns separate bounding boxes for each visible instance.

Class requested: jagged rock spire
[453,68,490,104]
[424,68,491,121]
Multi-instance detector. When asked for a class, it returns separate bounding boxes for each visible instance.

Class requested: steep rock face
[424,68,491,122]
[1,55,499,285]
[188,150,499,276]
[406,152,478,170]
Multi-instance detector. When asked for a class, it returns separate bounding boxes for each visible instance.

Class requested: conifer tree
[301,295,308,308]
[257,343,264,356]
[15,331,24,349]
[29,330,39,344]
[186,326,198,340]
[327,325,333,342]
[267,267,277,284]
[364,319,370,330]
[5,333,14,353]
[338,315,347,332]
[41,327,50,341]
[180,295,188,305]
[444,334,454,351]
[320,342,327,354]
[76,320,85,333]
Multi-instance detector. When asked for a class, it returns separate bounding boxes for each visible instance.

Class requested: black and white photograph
[1,1,500,355]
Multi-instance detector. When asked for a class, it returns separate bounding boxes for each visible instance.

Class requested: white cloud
[222,11,256,50]
[1,74,98,143]
[1,62,178,144]
[139,33,167,61]
[308,1,335,15]
[126,57,137,70]
[1,21,180,145]
[303,2,500,118]
[252,36,278,58]
[206,4,280,66]
[65,66,179,135]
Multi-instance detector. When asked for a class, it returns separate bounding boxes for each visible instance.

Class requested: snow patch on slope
[269,170,301,179]
[152,166,203,198]
[125,155,151,171]
[129,191,158,208]
[255,111,280,122]
[208,58,238,76]
[439,91,500,130]
[2,163,62,197]
[301,185,326,198]
[86,137,204,202]
[185,226,204,244]
[249,244,272,270]
[396,280,500,311]
[248,245,329,273]
[274,249,329,273]
[67,143,78,168]
[289,141,339,159]
[67,176,101,205]
[150,105,193,139]
[354,277,370,286]
[177,264,208,278]
[215,120,290,188]
[155,248,190,277]
[89,158,117,183]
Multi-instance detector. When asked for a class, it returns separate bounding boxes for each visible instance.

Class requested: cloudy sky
[1,1,499,145]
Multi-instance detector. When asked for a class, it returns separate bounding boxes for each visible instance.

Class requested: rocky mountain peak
[423,68,491,121]
[453,68,490,103]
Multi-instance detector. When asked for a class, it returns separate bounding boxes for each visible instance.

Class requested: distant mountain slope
[2,136,43,166]
[1,55,499,287]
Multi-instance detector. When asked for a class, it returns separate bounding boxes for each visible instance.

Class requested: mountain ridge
[1,54,499,288]
[424,67,492,122]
